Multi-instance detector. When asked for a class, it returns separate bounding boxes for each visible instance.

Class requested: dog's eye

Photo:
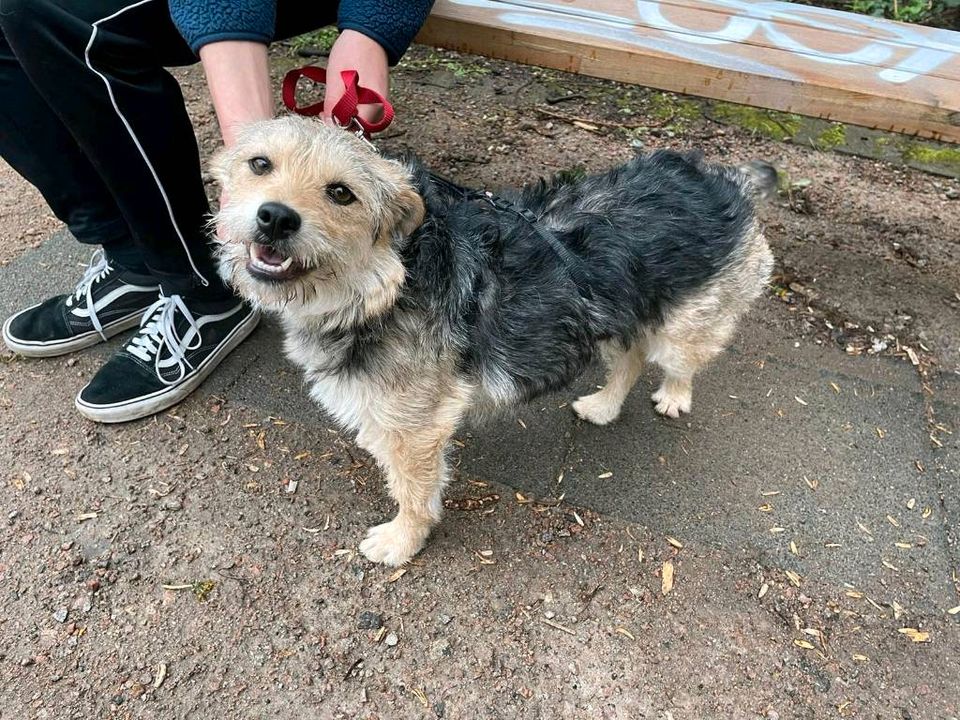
[327,184,356,206]
[248,157,272,176]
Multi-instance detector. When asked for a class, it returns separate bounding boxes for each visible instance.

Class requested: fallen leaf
[897,627,930,643]
[572,120,599,131]
[153,663,167,689]
[661,560,675,595]
[387,567,408,582]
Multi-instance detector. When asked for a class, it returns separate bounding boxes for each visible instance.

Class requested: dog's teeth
[279,256,293,271]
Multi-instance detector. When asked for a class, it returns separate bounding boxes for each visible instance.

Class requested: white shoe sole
[74,309,261,424]
[2,306,146,358]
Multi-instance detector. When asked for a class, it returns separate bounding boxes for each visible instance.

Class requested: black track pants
[0,0,335,299]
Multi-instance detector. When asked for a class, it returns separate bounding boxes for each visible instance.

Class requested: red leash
[281,67,394,136]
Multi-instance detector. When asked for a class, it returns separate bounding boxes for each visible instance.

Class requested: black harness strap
[427,172,594,301]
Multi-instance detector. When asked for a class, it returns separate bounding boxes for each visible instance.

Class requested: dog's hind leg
[572,341,645,426]
[358,387,471,566]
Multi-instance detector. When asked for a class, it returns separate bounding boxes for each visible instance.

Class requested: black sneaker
[75,294,260,423]
[2,250,159,357]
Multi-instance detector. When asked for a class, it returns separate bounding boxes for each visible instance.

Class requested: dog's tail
[738,160,779,202]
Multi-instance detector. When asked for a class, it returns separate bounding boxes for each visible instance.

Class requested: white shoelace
[126,294,202,386]
[65,249,112,340]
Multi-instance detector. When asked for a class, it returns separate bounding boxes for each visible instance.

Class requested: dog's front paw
[572,391,621,426]
[651,386,691,418]
[359,517,431,566]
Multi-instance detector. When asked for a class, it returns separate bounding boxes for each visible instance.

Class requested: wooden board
[416,0,960,143]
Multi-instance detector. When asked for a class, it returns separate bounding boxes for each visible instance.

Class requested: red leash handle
[281,67,394,136]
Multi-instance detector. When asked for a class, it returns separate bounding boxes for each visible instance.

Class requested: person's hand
[323,30,389,125]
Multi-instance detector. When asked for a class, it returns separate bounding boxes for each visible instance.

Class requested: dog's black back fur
[340,150,761,402]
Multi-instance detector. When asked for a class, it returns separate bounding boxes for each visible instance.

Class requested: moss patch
[815,123,847,149]
[398,50,491,77]
[288,27,339,55]
[648,92,702,123]
[555,165,588,184]
[898,141,960,172]
[709,103,803,141]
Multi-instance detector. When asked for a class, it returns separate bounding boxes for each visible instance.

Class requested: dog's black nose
[256,202,301,242]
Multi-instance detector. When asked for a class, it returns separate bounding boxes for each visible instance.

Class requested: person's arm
[199,41,273,148]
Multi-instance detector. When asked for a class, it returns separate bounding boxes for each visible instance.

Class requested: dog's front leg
[358,388,469,566]
[358,427,455,566]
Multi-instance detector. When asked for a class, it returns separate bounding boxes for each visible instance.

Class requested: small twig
[534,107,670,130]
[541,618,577,636]
[546,93,585,105]
[343,658,364,681]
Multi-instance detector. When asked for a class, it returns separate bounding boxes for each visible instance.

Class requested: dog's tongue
[255,243,287,266]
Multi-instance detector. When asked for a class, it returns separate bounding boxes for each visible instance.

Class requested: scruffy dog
[213,116,775,566]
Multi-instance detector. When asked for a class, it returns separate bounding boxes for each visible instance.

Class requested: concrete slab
[3,232,955,619]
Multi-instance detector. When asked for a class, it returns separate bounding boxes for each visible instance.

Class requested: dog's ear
[376,162,425,246]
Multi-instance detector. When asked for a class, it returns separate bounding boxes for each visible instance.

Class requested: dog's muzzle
[246,202,308,282]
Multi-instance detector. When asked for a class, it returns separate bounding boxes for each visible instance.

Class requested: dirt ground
[1,45,958,719]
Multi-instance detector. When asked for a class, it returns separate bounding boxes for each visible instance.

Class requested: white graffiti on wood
[448,0,960,84]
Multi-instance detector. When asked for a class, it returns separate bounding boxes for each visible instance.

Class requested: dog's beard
[215,238,345,315]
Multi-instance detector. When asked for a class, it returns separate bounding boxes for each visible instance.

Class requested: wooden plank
[417,0,960,143]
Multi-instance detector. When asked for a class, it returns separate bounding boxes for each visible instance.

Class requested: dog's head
[211,116,424,324]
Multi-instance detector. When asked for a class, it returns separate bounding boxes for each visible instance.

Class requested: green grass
[287,27,339,56]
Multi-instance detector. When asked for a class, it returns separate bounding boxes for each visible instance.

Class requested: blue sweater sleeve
[169,1,276,54]
[338,0,436,65]
[169,1,435,63]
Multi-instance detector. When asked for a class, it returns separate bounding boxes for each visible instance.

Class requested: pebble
[356,611,383,630]
[52,608,68,624]
[429,639,451,660]
[21,657,34,667]
[945,188,959,200]
[544,610,556,619]
[8,509,19,520]
[384,632,399,647]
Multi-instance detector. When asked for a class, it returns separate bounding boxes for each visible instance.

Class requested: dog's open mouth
[246,242,306,282]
